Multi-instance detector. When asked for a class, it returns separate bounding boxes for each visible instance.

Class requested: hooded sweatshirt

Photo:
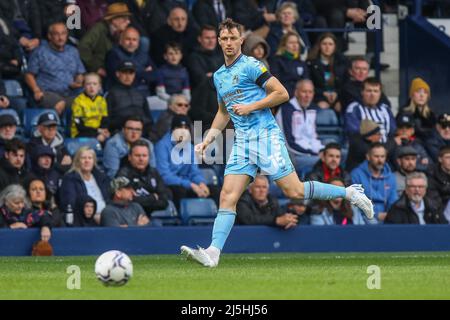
[351,160,398,219]
[73,195,98,227]
[242,33,270,70]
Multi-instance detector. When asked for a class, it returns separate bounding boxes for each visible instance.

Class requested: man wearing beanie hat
[345,77,395,143]
[425,113,450,163]
[345,119,382,171]
[155,114,220,209]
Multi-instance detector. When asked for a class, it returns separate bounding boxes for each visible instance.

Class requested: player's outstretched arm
[196,101,230,155]
[232,77,289,116]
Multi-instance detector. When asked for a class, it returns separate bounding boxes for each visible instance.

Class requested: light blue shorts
[224,128,294,181]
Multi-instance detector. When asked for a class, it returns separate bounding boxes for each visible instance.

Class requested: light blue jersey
[213,54,294,180]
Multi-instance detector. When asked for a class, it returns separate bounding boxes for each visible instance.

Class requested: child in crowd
[156,42,191,102]
[71,73,110,143]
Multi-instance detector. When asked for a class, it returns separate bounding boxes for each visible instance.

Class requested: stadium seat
[150,200,181,226]
[23,108,63,137]
[269,180,284,198]
[4,80,24,97]
[180,198,218,226]
[65,137,103,160]
[316,109,343,145]
[316,109,339,126]
[147,95,168,110]
[200,167,219,186]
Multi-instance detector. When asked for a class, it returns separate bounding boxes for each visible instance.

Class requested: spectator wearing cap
[25,22,85,115]
[0,139,33,191]
[386,113,430,172]
[103,116,156,179]
[117,139,171,216]
[400,77,436,141]
[30,145,62,200]
[150,6,198,66]
[27,111,72,174]
[425,114,450,163]
[105,26,158,91]
[351,142,398,223]
[427,146,450,222]
[278,79,323,176]
[236,175,299,228]
[307,142,351,185]
[0,114,19,158]
[100,176,151,227]
[394,146,418,197]
[385,172,447,225]
[155,114,219,209]
[345,78,395,143]
[345,119,382,171]
[106,60,154,135]
[79,2,131,75]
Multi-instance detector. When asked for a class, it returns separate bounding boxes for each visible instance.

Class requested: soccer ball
[95,250,133,286]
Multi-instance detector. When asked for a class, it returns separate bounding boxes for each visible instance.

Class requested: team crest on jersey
[232,74,239,84]
[296,66,304,76]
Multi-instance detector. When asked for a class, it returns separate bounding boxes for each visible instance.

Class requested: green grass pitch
[1,252,450,299]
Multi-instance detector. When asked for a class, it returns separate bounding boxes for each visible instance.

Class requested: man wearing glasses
[103,116,156,178]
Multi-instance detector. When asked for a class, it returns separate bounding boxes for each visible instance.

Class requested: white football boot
[345,184,375,220]
[180,245,218,267]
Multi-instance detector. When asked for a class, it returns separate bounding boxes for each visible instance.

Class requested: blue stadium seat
[23,108,63,137]
[4,80,24,97]
[180,198,217,226]
[151,110,164,122]
[150,200,180,226]
[316,108,339,126]
[200,167,219,186]
[64,137,103,160]
[269,180,284,198]
[316,109,343,145]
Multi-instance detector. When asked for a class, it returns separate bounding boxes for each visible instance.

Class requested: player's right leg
[181,174,251,267]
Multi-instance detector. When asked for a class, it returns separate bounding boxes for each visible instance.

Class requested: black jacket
[236,191,281,226]
[345,134,372,172]
[106,83,154,134]
[231,0,265,31]
[73,195,98,227]
[385,193,447,224]
[0,16,22,77]
[426,164,450,212]
[0,0,42,39]
[187,46,224,88]
[0,205,52,229]
[340,79,391,111]
[269,54,310,98]
[37,0,66,37]
[117,163,171,215]
[27,134,71,174]
[0,157,33,191]
[192,0,231,28]
[306,160,352,186]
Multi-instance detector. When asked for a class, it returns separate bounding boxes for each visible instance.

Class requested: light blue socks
[210,209,236,251]
[303,181,346,200]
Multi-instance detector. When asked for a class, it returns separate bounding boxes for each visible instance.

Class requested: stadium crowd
[1,0,450,242]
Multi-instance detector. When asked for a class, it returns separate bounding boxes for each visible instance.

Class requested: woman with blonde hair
[59,147,110,224]
[399,77,436,140]
[269,31,309,97]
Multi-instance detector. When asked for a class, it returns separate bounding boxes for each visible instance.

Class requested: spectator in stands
[30,145,62,201]
[106,61,154,134]
[0,73,27,115]
[345,78,395,143]
[270,31,310,97]
[193,0,231,29]
[236,175,299,229]
[105,26,158,91]
[386,172,447,224]
[70,73,110,143]
[25,177,64,228]
[400,77,436,141]
[339,56,391,110]
[0,15,23,79]
[78,0,109,31]
[346,119,382,171]
[101,176,151,227]
[79,2,131,76]
[0,139,32,191]
[427,146,450,222]
[152,94,190,142]
[27,111,72,174]
[285,198,310,225]
[73,195,98,227]
[156,42,191,102]
[117,140,171,216]
[266,2,309,59]
[307,143,351,185]
[279,79,323,175]
[187,25,224,89]
[151,6,198,66]
[351,142,398,223]
[0,184,52,241]
[0,114,19,158]
[394,146,418,197]
[386,114,430,172]
[59,147,110,224]
[425,114,450,163]
[155,115,219,209]
[231,0,276,35]
[103,116,156,179]
[307,33,349,112]
[242,33,270,69]
[0,77,10,110]
[310,178,374,225]
[0,0,42,53]
[25,22,85,115]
